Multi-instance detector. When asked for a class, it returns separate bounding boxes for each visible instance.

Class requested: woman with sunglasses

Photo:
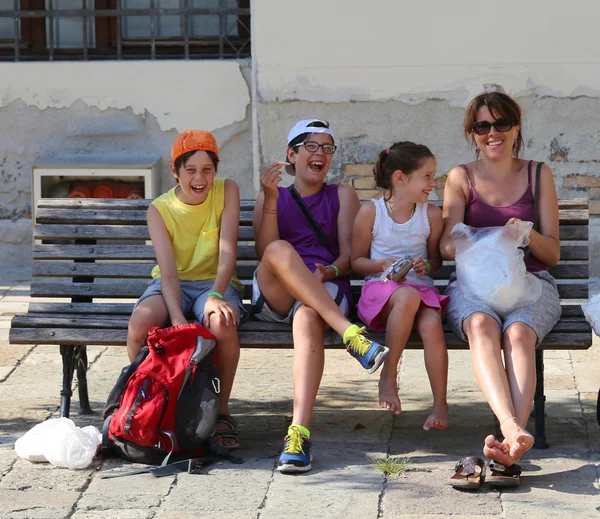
[440,92,561,484]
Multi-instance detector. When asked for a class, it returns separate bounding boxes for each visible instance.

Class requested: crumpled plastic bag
[452,221,543,315]
[582,294,600,336]
[14,417,101,469]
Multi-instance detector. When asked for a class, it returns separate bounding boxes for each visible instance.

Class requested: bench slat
[11,315,592,336]
[31,260,589,281]
[32,244,259,260]
[29,280,589,299]
[22,301,586,318]
[30,242,591,262]
[36,198,258,212]
[8,327,591,349]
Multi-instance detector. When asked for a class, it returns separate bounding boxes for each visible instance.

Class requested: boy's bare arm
[147,205,187,325]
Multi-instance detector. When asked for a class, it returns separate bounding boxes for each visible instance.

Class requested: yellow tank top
[150,178,241,288]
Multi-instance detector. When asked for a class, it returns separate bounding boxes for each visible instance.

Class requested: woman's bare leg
[463,312,516,466]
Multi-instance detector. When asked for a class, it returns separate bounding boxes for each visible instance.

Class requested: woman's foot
[483,434,514,466]
[423,404,448,431]
[378,376,402,415]
[500,416,534,460]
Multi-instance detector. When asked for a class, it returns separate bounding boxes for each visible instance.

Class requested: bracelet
[263,208,277,215]
[207,291,224,300]
[325,265,339,278]
[424,260,430,274]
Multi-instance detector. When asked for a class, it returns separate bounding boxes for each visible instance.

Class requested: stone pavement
[0,276,598,519]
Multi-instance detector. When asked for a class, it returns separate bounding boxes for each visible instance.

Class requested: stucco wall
[0,61,252,269]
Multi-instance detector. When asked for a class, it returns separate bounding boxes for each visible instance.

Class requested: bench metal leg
[60,345,76,418]
[533,349,549,449]
[75,346,93,415]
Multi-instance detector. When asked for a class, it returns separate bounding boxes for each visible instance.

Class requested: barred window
[0,0,251,61]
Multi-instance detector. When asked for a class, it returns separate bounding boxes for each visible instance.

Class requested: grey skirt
[445,270,561,346]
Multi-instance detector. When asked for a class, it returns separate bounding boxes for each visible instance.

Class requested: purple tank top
[276,183,352,304]
[462,160,547,272]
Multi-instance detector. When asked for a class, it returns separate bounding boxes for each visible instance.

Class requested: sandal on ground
[487,461,522,488]
[212,413,240,450]
[449,456,486,490]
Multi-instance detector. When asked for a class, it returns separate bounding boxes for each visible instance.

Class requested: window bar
[116,0,122,59]
[218,0,224,59]
[48,0,55,60]
[150,0,156,60]
[182,0,189,60]
[13,0,19,61]
[82,0,88,60]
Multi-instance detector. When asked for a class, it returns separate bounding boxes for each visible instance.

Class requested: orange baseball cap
[171,130,219,162]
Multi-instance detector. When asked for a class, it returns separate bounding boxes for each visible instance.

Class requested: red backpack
[102,323,220,465]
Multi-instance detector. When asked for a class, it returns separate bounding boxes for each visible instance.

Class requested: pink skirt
[357,280,449,333]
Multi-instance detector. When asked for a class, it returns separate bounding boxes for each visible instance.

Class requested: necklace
[385,199,415,224]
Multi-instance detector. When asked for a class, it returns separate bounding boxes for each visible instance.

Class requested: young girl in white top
[351,141,449,431]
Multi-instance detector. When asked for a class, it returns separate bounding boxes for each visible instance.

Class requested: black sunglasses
[472,118,516,135]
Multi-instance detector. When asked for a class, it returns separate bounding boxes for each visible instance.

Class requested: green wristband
[424,260,430,274]
[326,265,339,277]
[207,291,224,300]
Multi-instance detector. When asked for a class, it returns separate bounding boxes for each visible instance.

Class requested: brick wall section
[343,163,382,200]
[342,163,447,201]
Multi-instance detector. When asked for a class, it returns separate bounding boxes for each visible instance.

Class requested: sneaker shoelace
[346,327,371,356]
[284,425,306,454]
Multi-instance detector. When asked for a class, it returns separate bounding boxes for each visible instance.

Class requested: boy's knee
[263,240,296,264]
[294,304,322,324]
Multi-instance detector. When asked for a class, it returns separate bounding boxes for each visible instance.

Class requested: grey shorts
[445,270,561,346]
[135,278,248,325]
[250,268,349,344]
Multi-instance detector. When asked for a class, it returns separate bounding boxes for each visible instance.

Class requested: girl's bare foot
[378,377,402,415]
[483,434,514,466]
[500,416,534,460]
[423,404,448,431]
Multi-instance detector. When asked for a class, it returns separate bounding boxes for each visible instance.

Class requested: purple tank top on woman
[462,160,547,272]
[276,183,352,304]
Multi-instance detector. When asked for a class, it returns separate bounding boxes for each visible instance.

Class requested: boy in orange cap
[127,129,246,450]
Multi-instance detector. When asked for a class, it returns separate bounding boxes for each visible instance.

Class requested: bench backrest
[31,198,589,308]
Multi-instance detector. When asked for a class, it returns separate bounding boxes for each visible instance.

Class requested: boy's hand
[171,316,189,327]
[313,263,328,283]
[204,296,237,328]
[259,163,285,204]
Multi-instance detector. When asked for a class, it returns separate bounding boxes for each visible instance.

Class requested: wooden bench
[9,197,592,448]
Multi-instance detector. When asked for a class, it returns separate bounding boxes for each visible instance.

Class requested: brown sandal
[487,461,521,488]
[449,456,486,490]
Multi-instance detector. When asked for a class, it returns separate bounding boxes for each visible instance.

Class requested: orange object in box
[68,184,92,198]
[93,184,114,198]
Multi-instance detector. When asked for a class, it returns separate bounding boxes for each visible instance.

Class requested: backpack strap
[288,185,333,253]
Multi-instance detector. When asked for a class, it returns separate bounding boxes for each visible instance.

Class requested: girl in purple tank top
[440,92,561,487]
[252,119,389,474]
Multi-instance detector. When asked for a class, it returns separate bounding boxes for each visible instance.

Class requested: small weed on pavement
[369,456,410,478]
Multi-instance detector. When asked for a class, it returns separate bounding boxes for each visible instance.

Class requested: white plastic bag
[452,222,542,315]
[14,417,101,469]
[582,294,600,336]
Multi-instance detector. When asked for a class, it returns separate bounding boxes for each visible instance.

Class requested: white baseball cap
[284,119,335,175]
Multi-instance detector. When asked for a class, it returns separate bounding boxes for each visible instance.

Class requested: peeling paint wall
[0,61,252,269]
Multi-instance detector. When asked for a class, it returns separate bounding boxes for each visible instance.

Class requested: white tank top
[367,198,434,287]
